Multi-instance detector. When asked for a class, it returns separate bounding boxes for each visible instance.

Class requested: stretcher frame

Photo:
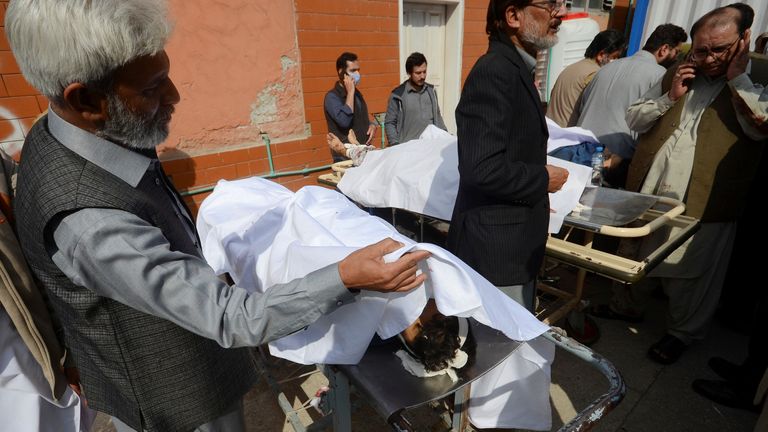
[259,325,625,432]
[255,168,687,430]
[318,168,700,326]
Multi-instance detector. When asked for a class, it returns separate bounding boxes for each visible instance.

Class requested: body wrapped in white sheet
[338,125,593,233]
[197,178,554,429]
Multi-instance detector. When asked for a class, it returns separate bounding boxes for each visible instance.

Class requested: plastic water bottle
[591,146,604,187]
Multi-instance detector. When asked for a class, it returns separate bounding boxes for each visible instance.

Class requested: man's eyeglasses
[529,0,566,16]
[689,37,740,63]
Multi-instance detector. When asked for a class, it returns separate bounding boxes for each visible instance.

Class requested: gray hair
[4,0,173,104]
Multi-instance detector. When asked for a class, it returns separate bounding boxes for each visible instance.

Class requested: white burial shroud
[197,179,555,429]
[338,124,594,234]
[197,178,549,363]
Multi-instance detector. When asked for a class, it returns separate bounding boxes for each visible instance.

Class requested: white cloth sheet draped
[0,310,90,432]
[338,124,592,234]
[197,179,554,429]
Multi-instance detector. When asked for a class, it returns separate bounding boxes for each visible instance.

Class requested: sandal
[648,334,688,365]
[588,304,643,323]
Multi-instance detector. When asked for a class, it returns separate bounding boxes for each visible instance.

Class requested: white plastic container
[538,13,600,103]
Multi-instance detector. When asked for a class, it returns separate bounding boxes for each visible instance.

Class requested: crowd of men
[0,0,767,431]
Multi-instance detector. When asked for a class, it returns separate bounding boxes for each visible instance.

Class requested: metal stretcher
[222,166,707,431]
[318,165,700,325]
[259,323,624,432]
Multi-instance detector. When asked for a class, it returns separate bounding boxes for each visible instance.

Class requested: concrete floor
[92,270,761,432]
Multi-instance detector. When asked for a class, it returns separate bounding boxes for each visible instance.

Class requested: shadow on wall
[160,147,202,216]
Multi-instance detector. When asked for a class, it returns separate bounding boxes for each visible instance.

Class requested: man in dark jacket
[447,0,569,312]
[384,52,447,145]
[324,52,378,162]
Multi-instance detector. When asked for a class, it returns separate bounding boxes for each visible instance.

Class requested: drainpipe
[179,163,334,197]
[374,112,387,148]
[627,0,650,56]
[261,132,276,175]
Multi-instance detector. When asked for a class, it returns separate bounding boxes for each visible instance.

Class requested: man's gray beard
[96,93,171,150]
[520,11,558,51]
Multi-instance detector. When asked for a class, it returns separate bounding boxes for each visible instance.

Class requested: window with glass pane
[569,0,587,11]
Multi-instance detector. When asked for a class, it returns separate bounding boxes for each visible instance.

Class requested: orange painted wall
[160,0,306,156]
[295,0,400,145]
[0,2,47,159]
[463,0,490,82]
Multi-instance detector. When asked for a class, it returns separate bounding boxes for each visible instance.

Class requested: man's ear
[504,5,522,30]
[656,44,669,61]
[595,50,606,64]
[62,83,108,123]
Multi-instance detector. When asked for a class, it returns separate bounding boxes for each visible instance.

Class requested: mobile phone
[682,51,697,87]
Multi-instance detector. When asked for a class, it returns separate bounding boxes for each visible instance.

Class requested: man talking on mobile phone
[596,3,768,366]
[324,52,378,162]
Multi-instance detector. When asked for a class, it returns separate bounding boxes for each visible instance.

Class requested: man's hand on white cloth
[545,164,569,193]
[338,238,430,292]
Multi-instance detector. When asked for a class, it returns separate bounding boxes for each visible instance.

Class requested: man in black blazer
[447,0,569,312]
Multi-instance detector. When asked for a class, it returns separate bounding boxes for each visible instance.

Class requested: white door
[403,3,447,108]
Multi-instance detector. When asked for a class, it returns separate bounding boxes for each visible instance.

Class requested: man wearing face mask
[447,0,569,313]
[324,52,378,162]
[594,3,768,365]
[573,23,687,188]
[546,29,626,128]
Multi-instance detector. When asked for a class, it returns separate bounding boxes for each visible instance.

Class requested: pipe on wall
[179,132,333,197]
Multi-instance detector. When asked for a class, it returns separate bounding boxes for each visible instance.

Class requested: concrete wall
[161,0,307,156]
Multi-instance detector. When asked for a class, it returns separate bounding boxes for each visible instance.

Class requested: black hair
[485,0,532,37]
[410,315,477,373]
[690,3,754,39]
[585,29,626,59]
[335,52,358,74]
[642,23,688,53]
[405,52,427,74]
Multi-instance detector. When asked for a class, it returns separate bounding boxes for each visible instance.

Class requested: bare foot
[347,129,360,145]
[327,133,346,156]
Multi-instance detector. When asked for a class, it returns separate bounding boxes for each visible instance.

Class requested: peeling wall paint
[159,0,306,156]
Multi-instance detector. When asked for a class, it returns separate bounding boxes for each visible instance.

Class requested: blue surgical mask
[350,71,361,85]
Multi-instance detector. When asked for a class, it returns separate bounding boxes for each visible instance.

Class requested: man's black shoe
[691,379,761,413]
[708,357,744,383]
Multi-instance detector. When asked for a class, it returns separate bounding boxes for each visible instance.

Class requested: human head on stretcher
[395,298,476,380]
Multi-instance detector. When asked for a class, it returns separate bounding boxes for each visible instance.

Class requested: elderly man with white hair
[5,1,429,431]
